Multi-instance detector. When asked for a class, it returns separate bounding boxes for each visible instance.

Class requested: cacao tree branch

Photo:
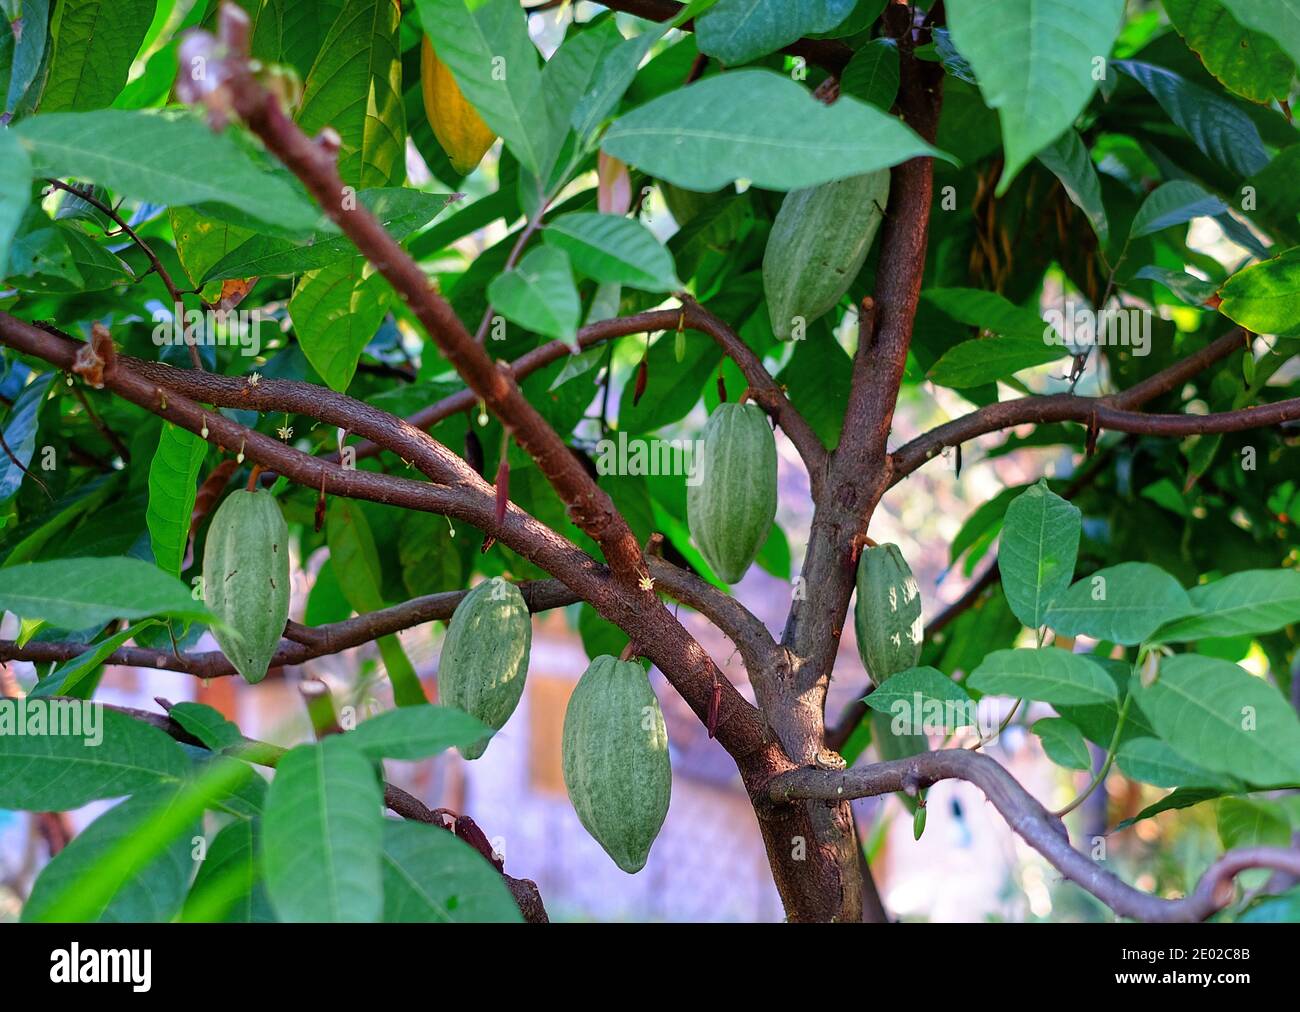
[888,328,1295,484]
[765,748,1300,923]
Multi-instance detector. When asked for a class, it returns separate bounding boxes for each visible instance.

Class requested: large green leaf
[601,70,949,191]
[30,620,159,699]
[695,0,855,65]
[1129,180,1228,239]
[1033,718,1092,770]
[4,0,49,115]
[0,129,30,271]
[1152,569,1300,642]
[863,666,975,731]
[571,24,671,143]
[289,258,393,391]
[182,819,276,923]
[1044,562,1196,645]
[923,287,1047,339]
[1035,129,1109,244]
[1133,653,1300,785]
[0,372,52,503]
[381,821,522,923]
[14,111,323,234]
[543,212,680,293]
[170,207,256,288]
[1217,797,1293,849]
[203,189,455,283]
[1217,246,1300,337]
[325,498,425,705]
[998,479,1081,629]
[296,0,405,190]
[486,245,581,345]
[0,705,189,810]
[262,737,384,923]
[837,36,899,110]
[346,704,491,760]
[928,335,1067,388]
[968,648,1119,705]
[1112,60,1271,177]
[1115,736,1240,789]
[1217,0,1300,68]
[41,0,154,112]
[22,787,197,922]
[947,0,1126,193]
[0,556,210,628]
[146,423,207,576]
[415,0,559,179]
[1164,0,1295,104]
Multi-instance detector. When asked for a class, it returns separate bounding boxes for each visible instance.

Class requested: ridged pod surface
[438,577,532,759]
[562,655,671,873]
[854,543,923,684]
[421,36,496,176]
[763,169,890,340]
[203,489,290,685]
[686,402,777,584]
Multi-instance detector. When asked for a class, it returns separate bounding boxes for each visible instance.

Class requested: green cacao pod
[854,543,922,684]
[562,655,671,873]
[686,402,777,584]
[763,169,890,340]
[203,489,290,685]
[438,577,532,759]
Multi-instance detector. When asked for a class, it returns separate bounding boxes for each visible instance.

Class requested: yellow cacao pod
[420,36,496,176]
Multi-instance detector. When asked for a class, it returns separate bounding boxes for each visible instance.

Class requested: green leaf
[541,19,627,128]
[22,787,197,922]
[1239,886,1300,922]
[571,24,671,143]
[486,245,581,344]
[1133,653,1300,785]
[601,70,950,192]
[289,258,393,391]
[169,701,246,752]
[543,212,680,293]
[0,128,30,270]
[346,704,491,760]
[1129,180,1228,239]
[146,423,207,576]
[1045,563,1196,645]
[1033,717,1092,770]
[1217,0,1300,69]
[1116,736,1240,788]
[1153,569,1300,643]
[947,0,1126,193]
[415,0,558,179]
[695,0,856,65]
[262,737,384,923]
[863,666,976,731]
[381,820,522,922]
[1134,265,1219,305]
[14,111,323,234]
[1217,797,1293,849]
[41,0,154,112]
[182,819,276,923]
[0,556,210,628]
[968,648,1119,705]
[1218,246,1300,337]
[998,479,1081,629]
[170,207,257,288]
[4,0,49,116]
[1115,786,1226,830]
[923,287,1048,339]
[0,372,52,502]
[30,620,159,699]
[202,189,455,283]
[1164,0,1295,104]
[1035,129,1109,244]
[839,37,899,109]
[1112,60,1271,177]
[326,498,425,706]
[296,0,405,189]
[0,704,189,810]
[927,335,1067,388]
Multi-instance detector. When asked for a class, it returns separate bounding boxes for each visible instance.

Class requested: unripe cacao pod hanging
[686,402,777,584]
[854,543,922,684]
[438,577,532,759]
[562,655,671,873]
[421,36,496,176]
[763,169,890,340]
[202,489,291,685]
